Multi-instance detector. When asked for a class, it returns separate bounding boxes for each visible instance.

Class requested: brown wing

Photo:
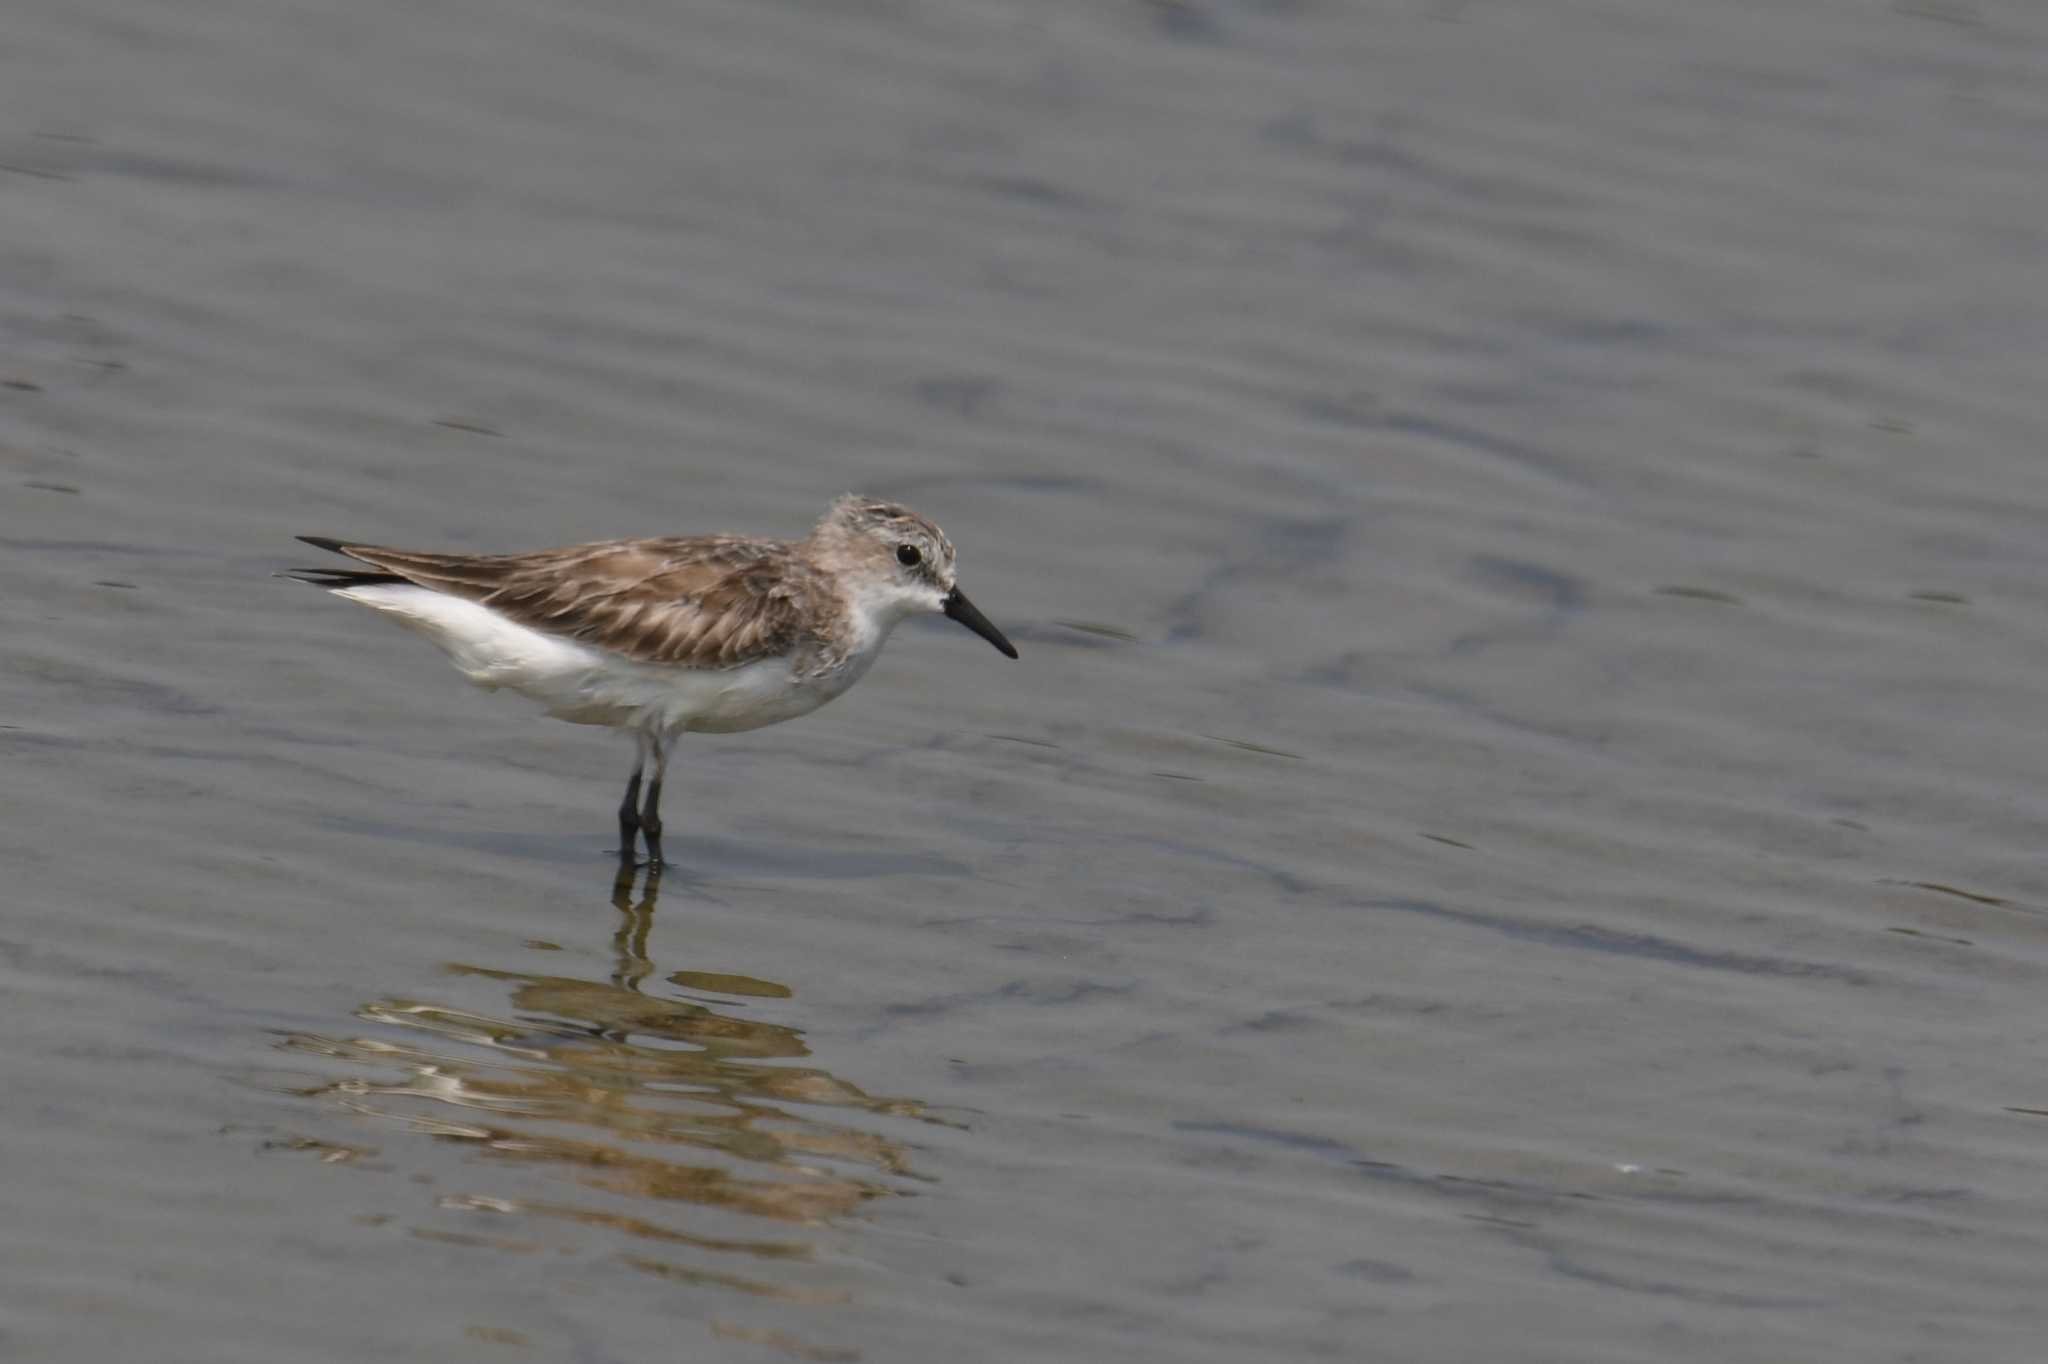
[318,535,826,668]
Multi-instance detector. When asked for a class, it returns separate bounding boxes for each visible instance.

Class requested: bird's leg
[616,734,648,864]
[640,734,671,870]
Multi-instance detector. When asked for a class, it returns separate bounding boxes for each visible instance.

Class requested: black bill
[944,586,1019,659]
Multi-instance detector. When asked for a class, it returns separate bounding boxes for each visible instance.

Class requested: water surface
[5,1,2048,1360]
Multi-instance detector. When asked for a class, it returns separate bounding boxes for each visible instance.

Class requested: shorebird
[282,495,1018,866]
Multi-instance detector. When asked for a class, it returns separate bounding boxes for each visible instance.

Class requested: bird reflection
[276,863,934,1298]
[611,861,657,991]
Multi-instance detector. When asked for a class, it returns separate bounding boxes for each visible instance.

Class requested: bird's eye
[897,543,922,567]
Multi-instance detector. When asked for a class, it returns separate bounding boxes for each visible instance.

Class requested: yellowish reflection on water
[274,866,936,1317]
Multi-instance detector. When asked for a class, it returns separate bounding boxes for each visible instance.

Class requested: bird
[281,494,1018,867]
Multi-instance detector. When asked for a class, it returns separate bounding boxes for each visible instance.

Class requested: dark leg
[616,761,644,864]
[640,736,670,870]
[639,774,664,870]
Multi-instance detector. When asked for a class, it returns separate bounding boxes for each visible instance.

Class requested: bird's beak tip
[943,586,1019,659]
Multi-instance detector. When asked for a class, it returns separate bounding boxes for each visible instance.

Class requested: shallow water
[6,1,2048,1360]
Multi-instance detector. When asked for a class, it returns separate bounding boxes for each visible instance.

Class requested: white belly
[333,584,870,734]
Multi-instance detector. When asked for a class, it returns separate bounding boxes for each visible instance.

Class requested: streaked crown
[810,494,958,590]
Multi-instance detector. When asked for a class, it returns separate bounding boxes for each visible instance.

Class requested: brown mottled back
[321,536,832,669]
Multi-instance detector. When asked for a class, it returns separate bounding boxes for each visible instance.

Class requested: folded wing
[301,536,824,669]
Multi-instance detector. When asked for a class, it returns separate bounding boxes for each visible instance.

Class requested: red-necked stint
[282,495,1018,867]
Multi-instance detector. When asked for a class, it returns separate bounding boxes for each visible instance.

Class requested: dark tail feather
[282,535,403,587]
[276,566,408,588]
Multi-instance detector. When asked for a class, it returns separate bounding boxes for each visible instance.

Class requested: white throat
[842,576,934,655]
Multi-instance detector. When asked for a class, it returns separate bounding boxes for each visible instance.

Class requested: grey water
[5,2,2048,1360]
